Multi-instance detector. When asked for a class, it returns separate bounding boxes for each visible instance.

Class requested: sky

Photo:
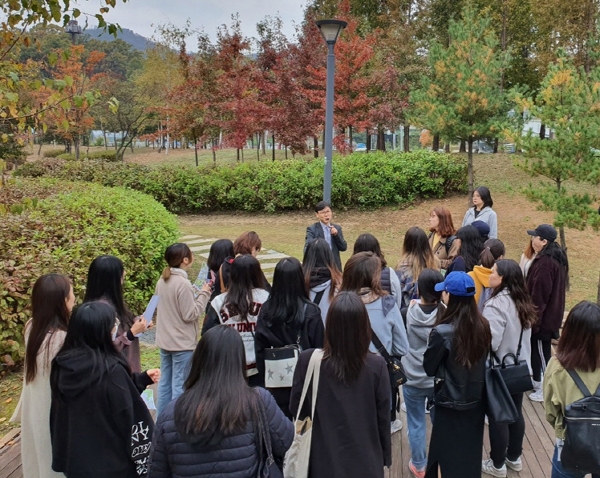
[77,0,308,45]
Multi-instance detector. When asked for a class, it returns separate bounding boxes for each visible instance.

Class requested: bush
[56,153,75,160]
[87,150,118,161]
[15,151,467,213]
[0,178,179,365]
[42,148,65,158]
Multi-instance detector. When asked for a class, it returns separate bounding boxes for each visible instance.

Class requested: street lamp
[65,20,82,44]
[316,19,347,204]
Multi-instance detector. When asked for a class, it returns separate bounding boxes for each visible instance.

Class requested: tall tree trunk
[366,129,371,153]
[262,131,266,155]
[212,139,217,165]
[237,148,240,162]
[539,123,546,139]
[313,136,319,158]
[445,143,450,153]
[467,137,474,206]
[493,138,499,154]
[459,139,466,152]
[403,125,410,152]
[257,133,260,161]
[349,125,353,152]
[194,134,199,167]
[285,145,288,159]
[432,134,440,151]
[241,147,244,162]
[74,136,80,160]
[377,128,386,151]
[272,135,275,162]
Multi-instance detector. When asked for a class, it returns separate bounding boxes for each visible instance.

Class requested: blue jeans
[552,444,600,478]
[403,385,434,470]
[157,349,193,416]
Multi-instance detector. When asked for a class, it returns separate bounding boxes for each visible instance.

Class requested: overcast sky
[78,0,307,45]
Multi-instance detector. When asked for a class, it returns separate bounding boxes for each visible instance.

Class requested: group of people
[10,187,600,478]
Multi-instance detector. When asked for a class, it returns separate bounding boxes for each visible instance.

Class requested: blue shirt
[320,222,332,248]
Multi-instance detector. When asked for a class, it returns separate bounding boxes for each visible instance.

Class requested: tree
[410,6,509,199]
[511,53,600,251]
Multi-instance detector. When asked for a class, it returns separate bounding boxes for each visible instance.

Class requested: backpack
[444,235,457,255]
[561,369,600,475]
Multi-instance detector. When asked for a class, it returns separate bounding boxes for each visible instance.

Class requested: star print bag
[264,306,305,388]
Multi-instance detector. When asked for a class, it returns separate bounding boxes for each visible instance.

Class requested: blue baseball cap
[434,271,476,297]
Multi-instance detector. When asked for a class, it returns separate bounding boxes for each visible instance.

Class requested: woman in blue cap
[423,271,491,478]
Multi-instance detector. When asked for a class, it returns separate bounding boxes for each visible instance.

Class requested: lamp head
[316,19,348,45]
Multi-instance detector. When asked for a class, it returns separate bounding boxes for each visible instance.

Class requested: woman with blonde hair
[428,207,460,271]
[396,227,439,310]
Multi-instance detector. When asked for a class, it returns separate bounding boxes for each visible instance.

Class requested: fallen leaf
[0,417,6,422]
[4,398,12,404]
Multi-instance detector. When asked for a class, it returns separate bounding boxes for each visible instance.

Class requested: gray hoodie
[365,295,408,357]
[310,280,333,326]
[462,206,498,239]
[404,302,439,388]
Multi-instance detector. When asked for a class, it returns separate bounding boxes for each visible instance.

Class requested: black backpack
[444,235,457,255]
[561,369,600,475]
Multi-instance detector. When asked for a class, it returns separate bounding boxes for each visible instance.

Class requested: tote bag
[283,349,323,478]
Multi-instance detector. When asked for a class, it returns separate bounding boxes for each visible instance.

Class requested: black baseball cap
[527,224,557,242]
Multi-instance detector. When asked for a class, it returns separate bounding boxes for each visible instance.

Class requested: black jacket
[50,351,154,478]
[304,222,347,271]
[254,299,325,418]
[148,387,293,478]
[424,324,486,411]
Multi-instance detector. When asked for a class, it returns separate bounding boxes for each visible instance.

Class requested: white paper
[142,295,160,326]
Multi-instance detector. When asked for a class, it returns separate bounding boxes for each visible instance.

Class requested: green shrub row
[56,150,118,161]
[42,148,65,158]
[0,178,179,364]
[15,151,467,213]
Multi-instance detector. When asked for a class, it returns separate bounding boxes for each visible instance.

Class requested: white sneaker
[401,402,406,413]
[505,457,523,472]
[529,389,544,402]
[485,415,489,425]
[482,459,507,477]
[391,419,403,434]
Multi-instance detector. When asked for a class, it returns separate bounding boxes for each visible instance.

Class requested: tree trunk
[212,139,217,165]
[313,136,319,158]
[272,135,275,162]
[403,125,410,152]
[366,129,371,153]
[262,131,266,155]
[432,134,440,151]
[194,135,199,167]
[285,145,288,159]
[445,143,450,153]
[493,138,499,153]
[237,148,240,162]
[257,133,260,161]
[459,139,466,152]
[467,137,474,206]
[377,128,386,151]
[74,136,80,160]
[349,125,353,152]
[241,147,244,162]
[539,123,546,139]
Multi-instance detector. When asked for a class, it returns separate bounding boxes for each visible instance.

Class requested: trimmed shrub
[42,148,65,158]
[0,179,179,365]
[15,151,467,213]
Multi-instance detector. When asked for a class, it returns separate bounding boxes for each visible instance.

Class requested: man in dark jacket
[304,201,347,271]
[526,224,567,402]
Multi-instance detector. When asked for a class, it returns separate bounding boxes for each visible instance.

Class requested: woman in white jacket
[462,186,498,239]
[481,259,537,477]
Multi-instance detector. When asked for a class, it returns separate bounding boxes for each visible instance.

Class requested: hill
[83,27,155,51]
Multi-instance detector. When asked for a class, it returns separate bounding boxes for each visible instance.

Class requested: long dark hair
[456,226,485,272]
[417,268,444,304]
[474,186,493,209]
[556,301,600,373]
[539,241,569,274]
[54,301,129,379]
[353,233,387,268]
[207,239,234,272]
[162,243,193,280]
[174,325,254,444]
[341,252,386,297]
[25,274,71,383]
[490,260,537,329]
[266,258,310,328]
[225,255,264,321]
[324,292,371,383]
[84,255,134,327]
[479,239,505,269]
[397,227,438,278]
[302,238,341,299]
[437,294,491,368]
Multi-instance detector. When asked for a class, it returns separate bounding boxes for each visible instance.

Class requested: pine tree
[409,6,509,199]
[511,53,600,250]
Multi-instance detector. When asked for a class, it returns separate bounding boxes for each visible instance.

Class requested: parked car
[355,143,367,152]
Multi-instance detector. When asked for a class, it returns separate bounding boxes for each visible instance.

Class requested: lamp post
[316,19,347,204]
[65,20,82,44]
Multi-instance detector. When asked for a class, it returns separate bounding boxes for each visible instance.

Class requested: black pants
[530,337,552,382]
[488,393,525,468]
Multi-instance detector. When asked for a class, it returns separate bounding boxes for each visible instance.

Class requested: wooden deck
[0,396,559,478]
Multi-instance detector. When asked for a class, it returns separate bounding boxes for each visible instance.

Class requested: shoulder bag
[491,328,533,395]
[561,369,600,475]
[283,349,324,478]
[371,328,407,388]
[253,391,282,478]
[485,349,519,424]
[264,305,306,389]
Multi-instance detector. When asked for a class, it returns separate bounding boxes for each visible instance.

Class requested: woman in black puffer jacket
[148,326,293,478]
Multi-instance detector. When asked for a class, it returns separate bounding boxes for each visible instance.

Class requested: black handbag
[485,350,519,424]
[370,328,407,387]
[561,369,600,475]
[491,328,533,395]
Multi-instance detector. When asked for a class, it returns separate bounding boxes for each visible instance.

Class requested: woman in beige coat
[12,274,75,478]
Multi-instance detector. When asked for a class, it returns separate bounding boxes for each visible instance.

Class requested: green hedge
[15,151,467,213]
[0,179,179,364]
[56,150,118,161]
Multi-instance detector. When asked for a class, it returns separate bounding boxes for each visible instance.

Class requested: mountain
[82,28,155,51]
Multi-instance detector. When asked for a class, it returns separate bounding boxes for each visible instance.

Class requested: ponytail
[162,266,171,280]
[479,239,505,269]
